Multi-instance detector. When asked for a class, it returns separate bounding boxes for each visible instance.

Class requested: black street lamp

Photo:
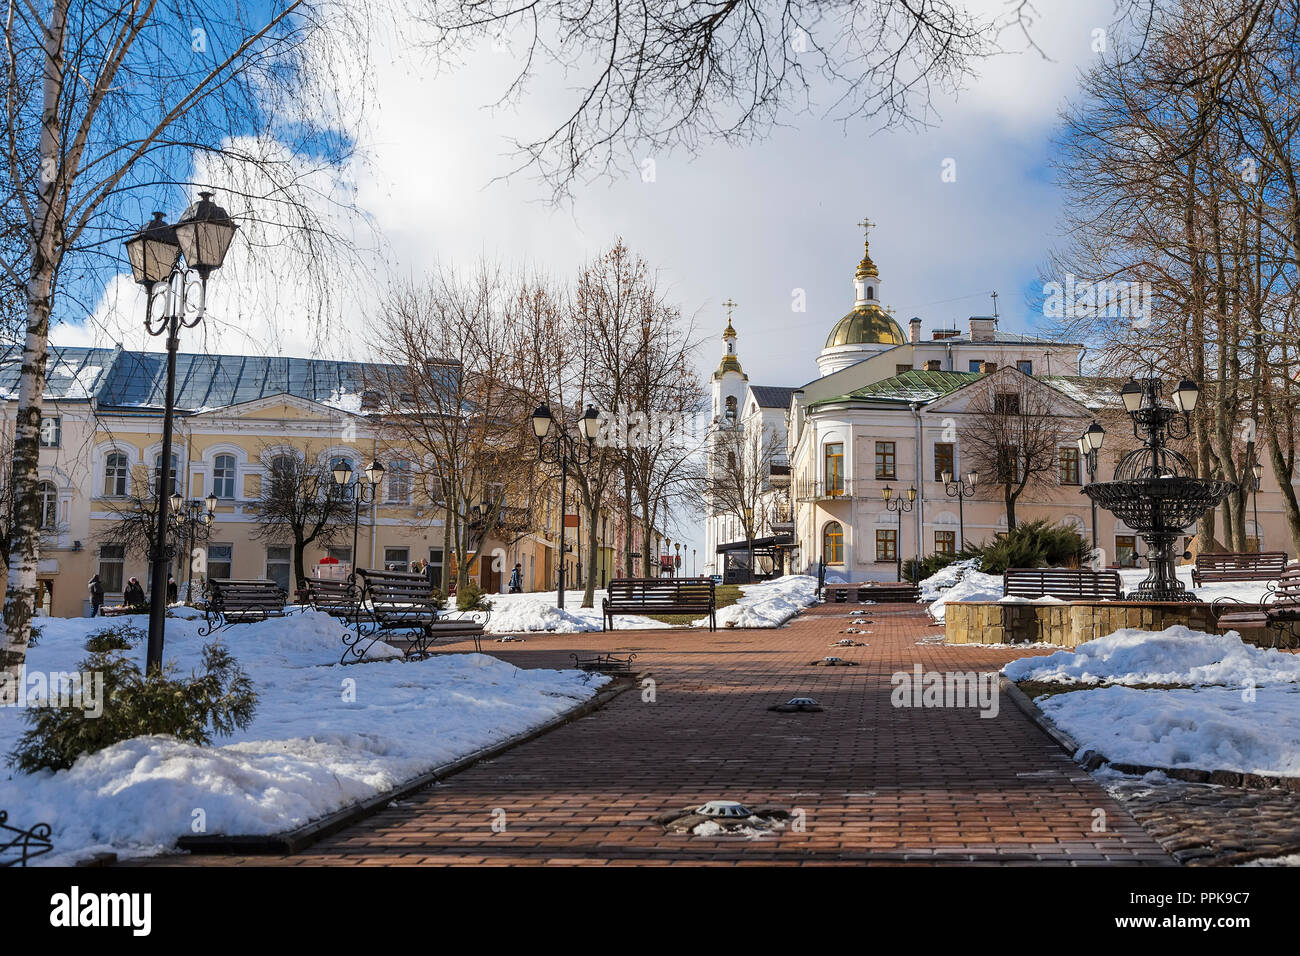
[1252,460,1263,551]
[532,403,600,609]
[332,458,384,581]
[941,469,978,549]
[126,192,237,672]
[1077,420,1106,557]
[882,484,916,582]
[167,493,216,602]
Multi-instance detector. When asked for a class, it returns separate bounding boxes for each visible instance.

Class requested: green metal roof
[810,369,981,407]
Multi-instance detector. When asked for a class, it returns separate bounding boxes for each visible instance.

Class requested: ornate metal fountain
[1083,373,1235,602]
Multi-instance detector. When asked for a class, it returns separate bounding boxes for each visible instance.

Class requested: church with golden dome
[704,220,1127,582]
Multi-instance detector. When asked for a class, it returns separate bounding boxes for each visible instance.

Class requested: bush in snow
[456,581,492,613]
[8,641,258,773]
[26,623,41,648]
[83,622,144,653]
[911,520,1090,580]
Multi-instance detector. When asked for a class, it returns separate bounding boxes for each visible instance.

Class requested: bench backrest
[1270,566,1300,606]
[209,579,287,610]
[606,577,715,606]
[1003,567,1122,601]
[355,568,440,607]
[1196,551,1288,574]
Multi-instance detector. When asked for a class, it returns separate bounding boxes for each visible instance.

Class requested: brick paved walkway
[155,603,1174,866]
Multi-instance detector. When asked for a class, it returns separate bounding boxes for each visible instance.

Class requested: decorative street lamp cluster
[167,493,216,602]
[125,192,238,672]
[332,458,385,582]
[882,483,916,582]
[1084,371,1235,603]
[940,469,977,550]
[532,403,601,609]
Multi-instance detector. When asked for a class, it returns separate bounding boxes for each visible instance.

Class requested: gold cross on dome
[857,216,876,240]
[722,298,738,321]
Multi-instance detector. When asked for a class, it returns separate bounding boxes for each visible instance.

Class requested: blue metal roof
[0,345,118,400]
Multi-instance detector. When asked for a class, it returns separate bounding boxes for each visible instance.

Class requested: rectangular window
[824,442,845,495]
[935,530,956,556]
[98,545,125,594]
[213,455,237,499]
[207,544,233,580]
[1059,447,1081,485]
[384,547,410,572]
[103,453,128,497]
[327,545,353,566]
[1016,360,1033,375]
[994,392,1021,415]
[428,548,444,590]
[265,546,291,592]
[875,529,897,562]
[39,415,61,448]
[875,441,896,479]
[1116,535,1137,567]
[387,460,413,504]
[934,442,955,482]
[968,360,984,373]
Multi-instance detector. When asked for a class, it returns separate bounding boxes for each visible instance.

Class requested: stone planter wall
[945,600,1280,648]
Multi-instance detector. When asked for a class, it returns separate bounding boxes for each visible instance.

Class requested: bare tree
[1,0,372,680]
[246,448,350,591]
[369,266,535,594]
[697,421,785,577]
[424,1,1154,198]
[963,377,1069,532]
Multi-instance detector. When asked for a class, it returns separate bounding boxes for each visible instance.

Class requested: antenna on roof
[990,291,999,323]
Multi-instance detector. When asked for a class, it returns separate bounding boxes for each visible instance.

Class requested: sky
[52,0,1121,560]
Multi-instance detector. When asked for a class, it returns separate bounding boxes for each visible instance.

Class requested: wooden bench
[603,577,716,631]
[1213,566,1300,647]
[199,579,288,635]
[829,582,921,604]
[1191,551,1287,587]
[1002,567,1123,601]
[306,578,361,625]
[342,568,485,662]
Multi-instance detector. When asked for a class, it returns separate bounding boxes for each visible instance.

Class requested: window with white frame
[213,454,237,499]
[37,480,58,529]
[39,415,61,448]
[103,452,128,497]
[98,545,125,593]
[387,459,412,504]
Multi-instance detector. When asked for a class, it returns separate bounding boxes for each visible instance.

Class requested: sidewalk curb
[170,675,637,858]
[998,676,1085,758]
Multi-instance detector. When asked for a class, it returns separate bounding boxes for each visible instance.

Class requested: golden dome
[824,303,905,348]
[855,238,879,279]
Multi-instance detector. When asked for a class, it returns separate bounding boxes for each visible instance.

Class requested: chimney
[931,329,959,341]
[969,316,996,342]
[909,317,922,343]
[925,359,942,372]
[979,361,998,374]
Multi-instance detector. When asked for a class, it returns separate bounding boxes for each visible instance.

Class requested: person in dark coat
[421,558,437,593]
[123,577,146,608]
[508,563,523,593]
[166,575,178,604]
[89,574,104,617]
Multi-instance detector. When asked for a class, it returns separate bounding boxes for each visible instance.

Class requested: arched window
[212,454,236,499]
[103,452,128,497]
[387,459,412,504]
[824,442,844,495]
[725,395,737,421]
[38,480,58,529]
[823,521,844,565]
[866,286,874,300]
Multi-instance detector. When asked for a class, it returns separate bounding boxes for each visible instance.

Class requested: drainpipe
[911,402,924,578]
[1077,345,1088,376]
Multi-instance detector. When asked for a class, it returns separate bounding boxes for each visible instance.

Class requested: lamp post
[1252,460,1263,551]
[883,484,916,582]
[941,469,978,549]
[674,542,681,578]
[742,508,754,582]
[126,192,238,672]
[332,459,384,580]
[532,403,600,609]
[1077,420,1106,558]
[167,492,216,602]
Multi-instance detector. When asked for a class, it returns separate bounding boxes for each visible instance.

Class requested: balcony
[796,479,857,502]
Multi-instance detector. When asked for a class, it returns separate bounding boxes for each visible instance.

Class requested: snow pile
[0,611,606,864]
[1003,625,1300,687]
[483,590,667,633]
[925,570,1005,624]
[1042,684,1300,777]
[918,557,981,602]
[707,575,819,628]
